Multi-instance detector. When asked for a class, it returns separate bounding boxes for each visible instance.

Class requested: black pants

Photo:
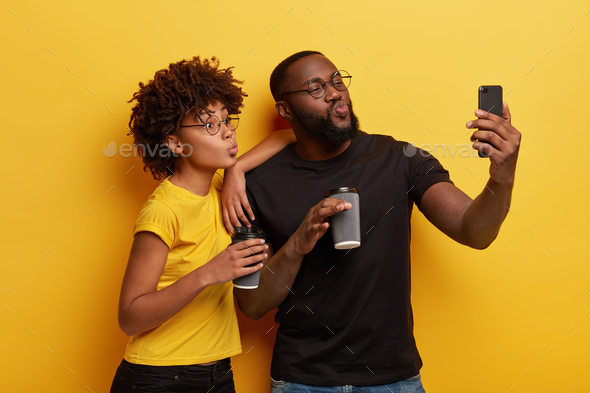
[110,358,235,393]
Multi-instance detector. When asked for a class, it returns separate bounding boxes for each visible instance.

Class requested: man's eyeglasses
[179,114,239,135]
[278,70,352,101]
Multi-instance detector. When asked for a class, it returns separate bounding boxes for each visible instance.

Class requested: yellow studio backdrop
[1,0,589,391]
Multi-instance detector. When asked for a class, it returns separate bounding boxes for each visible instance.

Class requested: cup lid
[325,187,359,197]
[231,227,266,239]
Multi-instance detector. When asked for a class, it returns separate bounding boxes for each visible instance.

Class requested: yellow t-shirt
[124,173,241,366]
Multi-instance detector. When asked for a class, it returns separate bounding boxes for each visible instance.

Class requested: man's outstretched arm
[420,102,521,249]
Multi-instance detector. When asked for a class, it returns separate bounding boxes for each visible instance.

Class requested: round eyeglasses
[278,70,352,101]
[179,114,239,135]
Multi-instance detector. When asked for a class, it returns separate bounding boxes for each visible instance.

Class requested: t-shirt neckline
[289,131,365,167]
[163,177,213,201]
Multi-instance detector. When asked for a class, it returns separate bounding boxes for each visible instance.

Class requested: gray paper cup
[325,187,360,250]
[231,227,266,289]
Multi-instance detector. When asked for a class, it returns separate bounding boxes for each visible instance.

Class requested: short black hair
[128,56,246,180]
[270,50,324,101]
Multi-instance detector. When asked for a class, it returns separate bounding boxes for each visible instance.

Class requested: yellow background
[1,1,589,392]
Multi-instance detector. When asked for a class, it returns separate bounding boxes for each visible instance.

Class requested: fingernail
[466,121,473,128]
[475,110,485,116]
[260,239,265,244]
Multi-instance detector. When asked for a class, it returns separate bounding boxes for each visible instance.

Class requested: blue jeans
[270,373,425,393]
[110,358,235,393]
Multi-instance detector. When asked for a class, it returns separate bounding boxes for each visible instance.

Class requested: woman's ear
[166,135,183,155]
[275,101,292,120]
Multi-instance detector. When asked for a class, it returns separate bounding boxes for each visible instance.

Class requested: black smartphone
[478,85,503,116]
[477,85,503,157]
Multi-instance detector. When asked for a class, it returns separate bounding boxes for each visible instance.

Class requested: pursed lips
[331,101,349,117]
[228,143,238,155]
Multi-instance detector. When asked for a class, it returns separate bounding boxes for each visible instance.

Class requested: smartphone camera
[480,87,488,94]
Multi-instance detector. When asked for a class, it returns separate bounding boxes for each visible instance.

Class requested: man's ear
[275,101,292,120]
[166,135,183,155]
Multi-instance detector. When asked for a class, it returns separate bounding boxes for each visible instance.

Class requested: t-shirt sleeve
[406,144,454,209]
[133,199,177,248]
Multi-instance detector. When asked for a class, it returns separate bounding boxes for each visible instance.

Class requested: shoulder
[137,197,176,225]
[134,183,179,247]
[355,132,406,151]
[246,143,294,176]
[359,133,447,168]
[138,181,178,218]
[350,132,413,163]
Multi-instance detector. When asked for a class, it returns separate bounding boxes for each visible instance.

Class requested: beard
[291,100,360,146]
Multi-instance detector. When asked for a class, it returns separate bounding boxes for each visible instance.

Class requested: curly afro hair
[128,56,247,180]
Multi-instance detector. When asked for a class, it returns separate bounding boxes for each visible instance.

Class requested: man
[234,50,521,392]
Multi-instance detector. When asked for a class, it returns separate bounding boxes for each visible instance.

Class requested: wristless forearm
[461,179,513,248]
[235,239,304,319]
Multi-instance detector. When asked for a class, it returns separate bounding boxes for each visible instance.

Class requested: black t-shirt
[245,132,453,386]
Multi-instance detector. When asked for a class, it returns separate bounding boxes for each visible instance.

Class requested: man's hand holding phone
[476,85,502,157]
[466,99,522,188]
